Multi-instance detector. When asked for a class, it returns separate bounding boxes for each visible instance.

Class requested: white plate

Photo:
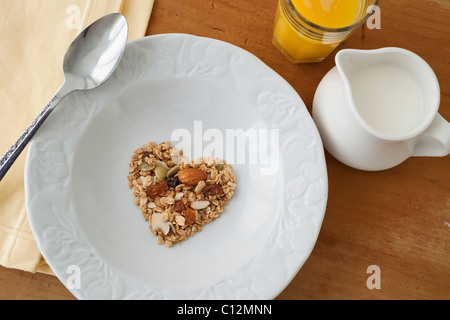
[25,34,328,299]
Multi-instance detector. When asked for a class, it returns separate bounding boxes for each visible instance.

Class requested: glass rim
[285,0,380,33]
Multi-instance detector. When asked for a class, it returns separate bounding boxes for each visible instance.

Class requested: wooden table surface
[1,0,449,300]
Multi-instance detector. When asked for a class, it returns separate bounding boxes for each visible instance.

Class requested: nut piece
[175,192,184,200]
[191,200,210,210]
[155,165,167,181]
[167,165,180,178]
[178,168,207,186]
[203,184,224,196]
[146,181,168,198]
[155,160,169,171]
[138,162,155,171]
[151,213,170,235]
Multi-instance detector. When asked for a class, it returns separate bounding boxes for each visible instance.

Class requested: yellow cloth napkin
[0,0,154,274]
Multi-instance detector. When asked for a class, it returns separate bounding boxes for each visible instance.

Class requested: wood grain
[1,0,449,300]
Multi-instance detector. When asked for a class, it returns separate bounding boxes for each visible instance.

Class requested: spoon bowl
[0,13,128,180]
[64,13,128,90]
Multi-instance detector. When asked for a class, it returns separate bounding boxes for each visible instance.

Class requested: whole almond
[178,168,207,186]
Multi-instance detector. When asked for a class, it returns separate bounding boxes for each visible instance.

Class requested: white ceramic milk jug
[312,47,450,171]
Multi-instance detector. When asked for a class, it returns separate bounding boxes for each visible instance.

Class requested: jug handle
[412,113,450,157]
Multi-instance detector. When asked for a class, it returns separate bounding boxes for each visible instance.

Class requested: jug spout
[335,47,430,78]
[335,49,374,80]
[334,48,410,96]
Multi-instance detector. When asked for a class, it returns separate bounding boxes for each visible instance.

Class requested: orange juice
[292,0,360,28]
[273,0,364,63]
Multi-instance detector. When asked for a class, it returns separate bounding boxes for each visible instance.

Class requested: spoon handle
[0,84,70,181]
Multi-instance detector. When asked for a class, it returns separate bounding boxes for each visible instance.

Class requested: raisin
[146,181,168,198]
[185,208,196,225]
[203,184,224,196]
[173,200,185,212]
[166,176,180,188]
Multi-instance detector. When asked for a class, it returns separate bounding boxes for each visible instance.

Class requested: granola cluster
[127,142,236,247]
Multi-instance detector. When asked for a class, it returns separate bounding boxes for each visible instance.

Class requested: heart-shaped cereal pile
[127,142,236,247]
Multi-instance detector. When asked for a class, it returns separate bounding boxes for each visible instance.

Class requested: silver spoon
[0,13,128,181]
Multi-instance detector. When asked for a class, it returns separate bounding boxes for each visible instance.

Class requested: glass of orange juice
[273,0,379,63]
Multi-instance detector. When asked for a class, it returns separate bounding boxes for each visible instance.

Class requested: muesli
[127,142,236,247]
